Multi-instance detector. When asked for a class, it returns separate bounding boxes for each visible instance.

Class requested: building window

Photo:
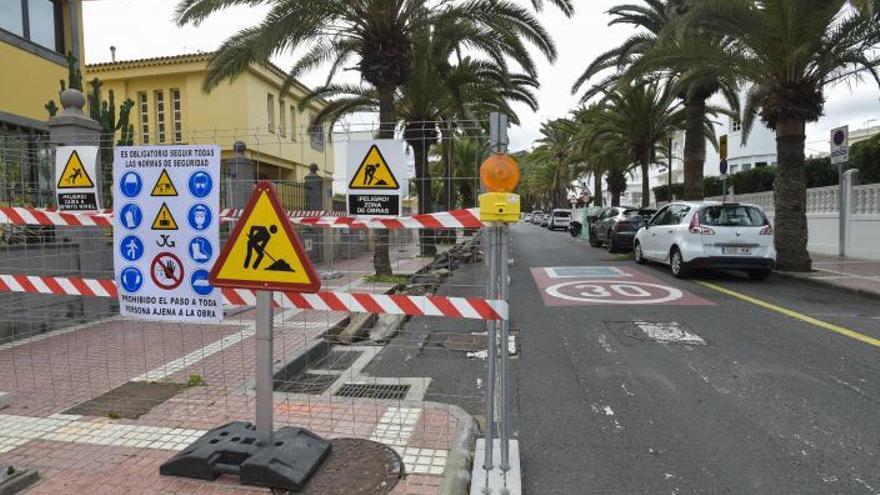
[290,106,296,141]
[730,164,739,174]
[171,88,182,143]
[267,93,275,133]
[138,92,149,144]
[154,90,166,144]
[0,0,64,52]
[755,161,768,168]
[279,101,286,137]
[742,164,752,172]
[732,119,742,132]
[309,117,324,150]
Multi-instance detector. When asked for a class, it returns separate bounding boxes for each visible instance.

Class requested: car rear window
[699,205,766,227]
[553,211,571,217]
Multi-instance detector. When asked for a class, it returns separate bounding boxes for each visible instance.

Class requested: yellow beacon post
[479,153,521,223]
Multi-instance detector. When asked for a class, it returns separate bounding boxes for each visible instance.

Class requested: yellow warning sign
[210,181,320,292]
[57,150,95,189]
[151,169,178,196]
[348,145,400,190]
[151,202,179,230]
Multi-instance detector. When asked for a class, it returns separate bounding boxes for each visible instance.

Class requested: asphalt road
[510,223,880,495]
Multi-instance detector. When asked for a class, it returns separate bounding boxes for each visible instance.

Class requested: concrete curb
[427,401,477,495]
[773,270,880,302]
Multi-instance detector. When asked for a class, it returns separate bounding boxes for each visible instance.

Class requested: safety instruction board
[346,140,407,216]
[113,145,222,322]
[55,146,100,211]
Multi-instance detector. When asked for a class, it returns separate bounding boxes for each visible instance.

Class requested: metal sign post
[483,225,498,478]
[831,126,849,257]
[499,224,511,476]
[255,290,274,445]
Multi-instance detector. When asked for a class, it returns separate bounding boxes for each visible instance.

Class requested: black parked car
[590,207,656,252]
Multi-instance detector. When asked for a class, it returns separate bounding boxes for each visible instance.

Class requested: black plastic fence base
[159,421,331,491]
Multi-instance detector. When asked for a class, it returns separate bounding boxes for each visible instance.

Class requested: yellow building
[1,0,85,204]
[1,0,84,129]
[85,53,335,186]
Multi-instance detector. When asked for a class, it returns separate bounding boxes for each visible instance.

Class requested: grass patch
[106,411,121,419]
[185,374,206,388]
[364,274,411,284]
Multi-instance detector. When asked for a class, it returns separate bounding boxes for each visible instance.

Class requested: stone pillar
[224,141,256,209]
[47,88,111,321]
[304,163,324,211]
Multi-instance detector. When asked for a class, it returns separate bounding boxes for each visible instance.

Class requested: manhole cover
[310,349,363,371]
[334,383,410,400]
[445,334,487,352]
[275,373,338,394]
[287,438,401,495]
[63,381,185,419]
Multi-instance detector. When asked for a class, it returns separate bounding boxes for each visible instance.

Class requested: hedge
[651,136,880,200]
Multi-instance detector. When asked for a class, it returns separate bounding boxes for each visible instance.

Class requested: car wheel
[634,242,646,265]
[670,247,689,279]
[747,269,771,281]
[606,231,617,253]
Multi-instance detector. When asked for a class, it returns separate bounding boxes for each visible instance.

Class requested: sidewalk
[0,246,471,495]
[778,253,880,299]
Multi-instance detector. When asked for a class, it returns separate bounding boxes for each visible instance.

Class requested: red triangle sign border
[208,180,321,293]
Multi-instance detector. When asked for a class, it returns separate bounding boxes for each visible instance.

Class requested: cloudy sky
[83,0,879,155]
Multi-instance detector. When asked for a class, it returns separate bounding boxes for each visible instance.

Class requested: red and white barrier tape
[0,274,507,321]
[0,207,484,230]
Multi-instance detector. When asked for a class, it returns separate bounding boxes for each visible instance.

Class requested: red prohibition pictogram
[151,252,184,290]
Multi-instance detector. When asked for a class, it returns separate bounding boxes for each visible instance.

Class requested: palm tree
[572,0,738,200]
[529,119,581,208]
[298,25,539,254]
[587,80,686,207]
[175,0,557,274]
[666,0,880,271]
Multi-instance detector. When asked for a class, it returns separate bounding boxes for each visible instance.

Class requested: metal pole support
[838,162,846,257]
[499,224,511,475]
[255,290,275,446]
[483,226,498,478]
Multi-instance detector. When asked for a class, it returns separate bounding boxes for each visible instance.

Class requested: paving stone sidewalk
[0,246,470,495]
[778,253,880,298]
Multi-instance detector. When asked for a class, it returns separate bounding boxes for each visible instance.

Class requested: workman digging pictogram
[245,224,295,272]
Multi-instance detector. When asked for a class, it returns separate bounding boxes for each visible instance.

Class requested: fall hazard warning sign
[55,146,100,210]
[210,181,320,292]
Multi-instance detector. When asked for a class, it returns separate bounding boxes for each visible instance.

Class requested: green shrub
[851,136,880,184]
[729,166,776,193]
[703,176,724,197]
[652,183,685,202]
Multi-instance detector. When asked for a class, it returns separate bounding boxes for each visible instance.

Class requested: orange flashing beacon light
[478,153,521,223]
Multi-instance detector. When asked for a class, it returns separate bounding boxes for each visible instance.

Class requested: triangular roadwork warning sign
[57,150,95,189]
[348,145,400,190]
[209,181,321,292]
[151,169,178,196]
[151,202,179,230]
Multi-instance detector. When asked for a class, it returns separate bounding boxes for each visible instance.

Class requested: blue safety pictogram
[187,203,212,231]
[119,171,143,198]
[120,235,144,261]
[188,171,213,198]
[119,266,144,293]
[119,203,143,230]
[188,236,213,264]
[190,269,214,296]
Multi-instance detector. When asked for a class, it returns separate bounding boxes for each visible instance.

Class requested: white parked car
[547,209,572,231]
[633,202,776,280]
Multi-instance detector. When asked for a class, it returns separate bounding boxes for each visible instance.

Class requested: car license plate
[722,246,751,255]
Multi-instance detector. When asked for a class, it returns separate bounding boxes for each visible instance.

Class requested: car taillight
[689,213,715,235]
[759,224,773,235]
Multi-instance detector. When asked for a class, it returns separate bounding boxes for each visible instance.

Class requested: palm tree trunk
[409,137,436,256]
[640,153,650,208]
[683,95,707,200]
[611,190,621,206]
[593,171,603,206]
[774,119,812,272]
[372,84,395,276]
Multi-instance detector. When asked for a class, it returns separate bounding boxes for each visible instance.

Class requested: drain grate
[310,349,363,371]
[334,383,410,400]
[275,373,338,394]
